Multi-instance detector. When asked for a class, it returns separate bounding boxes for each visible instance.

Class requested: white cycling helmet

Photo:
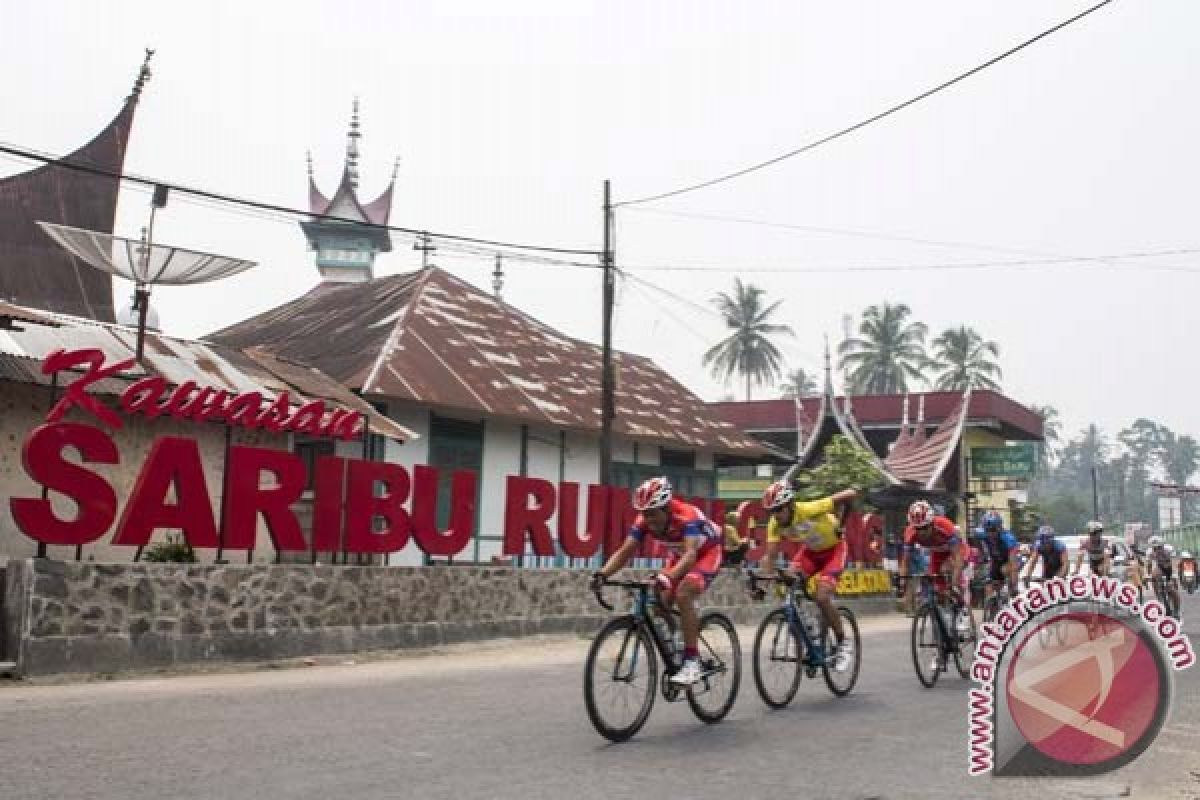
[1148,535,1164,548]
[1086,520,1104,534]
[1182,550,1193,559]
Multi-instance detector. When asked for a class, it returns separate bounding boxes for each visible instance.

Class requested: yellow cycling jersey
[766,496,840,551]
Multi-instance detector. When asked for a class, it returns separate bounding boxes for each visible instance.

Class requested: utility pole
[599,180,615,487]
[414,231,437,268]
[1091,466,1100,521]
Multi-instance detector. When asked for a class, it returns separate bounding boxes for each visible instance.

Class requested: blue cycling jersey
[978,530,1018,563]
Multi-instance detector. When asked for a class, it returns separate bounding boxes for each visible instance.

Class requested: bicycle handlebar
[591,577,652,612]
[745,569,812,601]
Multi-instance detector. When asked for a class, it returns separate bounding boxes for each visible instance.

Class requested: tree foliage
[838,303,928,394]
[703,278,793,401]
[791,435,885,502]
[930,326,1002,391]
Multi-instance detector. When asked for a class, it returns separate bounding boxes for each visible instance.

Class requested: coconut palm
[838,303,928,394]
[1029,404,1062,468]
[930,326,1002,391]
[703,278,794,401]
[779,367,818,399]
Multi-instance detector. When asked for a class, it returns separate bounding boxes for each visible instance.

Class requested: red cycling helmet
[633,476,673,511]
[762,480,796,512]
[908,500,934,528]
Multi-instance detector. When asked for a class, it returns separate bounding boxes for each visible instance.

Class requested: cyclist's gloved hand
[589,571,606,592]
[653,572,675,596]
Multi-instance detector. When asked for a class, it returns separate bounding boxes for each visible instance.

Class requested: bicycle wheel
[821,606,861,697]
[953,604,978,680]
[911,603,943,688]
[686,612,742,724]
[583,615,658,742]
[752,608,803,709]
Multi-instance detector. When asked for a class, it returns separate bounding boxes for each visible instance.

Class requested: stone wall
[3,560,895,677]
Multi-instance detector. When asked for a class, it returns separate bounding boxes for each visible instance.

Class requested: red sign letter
[112,437,219,548]
[42,349,132,429]
[557,482,603,559]
[503,476,557,557]
[10,423,119,546]
[411,465,476,557]
[344,461,411,553]
[311,456,346,552]
[221,446,308,551]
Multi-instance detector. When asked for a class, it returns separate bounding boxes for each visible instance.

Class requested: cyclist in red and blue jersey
[977,510,1018,599]
[591,476,722,686]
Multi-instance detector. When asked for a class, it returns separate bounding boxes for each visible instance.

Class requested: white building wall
[478,419,521,561]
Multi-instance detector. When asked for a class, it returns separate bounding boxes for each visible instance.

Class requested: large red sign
[12,350,752,557]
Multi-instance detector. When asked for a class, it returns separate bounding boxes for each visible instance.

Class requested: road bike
[909,574,976,688]
[1150,571,1181,620]
[583,578,741,742]
[981,580,1013,625]
[746,570,861,708]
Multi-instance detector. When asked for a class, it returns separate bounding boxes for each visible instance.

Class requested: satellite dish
[37,219,256,362]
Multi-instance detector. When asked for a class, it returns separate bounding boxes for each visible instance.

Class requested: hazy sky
[3,1,1197,446]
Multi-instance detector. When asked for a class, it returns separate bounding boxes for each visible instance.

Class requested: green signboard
[971,444,1037,479]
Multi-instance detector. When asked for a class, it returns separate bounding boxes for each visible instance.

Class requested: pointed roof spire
[345,96,362,191]
[128,48,154,101]
[391,155,401,182]
[823,335,834,395]
[306,150,314,179]
[901,393,910,426]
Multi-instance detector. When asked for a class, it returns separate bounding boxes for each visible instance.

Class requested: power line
[618,206,1078,258]
[619,247,1200,275]
[0,140,601,257]
[617,0,1118,206]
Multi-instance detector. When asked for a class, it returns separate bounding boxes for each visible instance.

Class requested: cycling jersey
[1150,544,1176,573]
[629,499,721,556]
[1037,539,1067,577]
[978,529,1018,564]
[1084,533,1110,569]
[766,496,840,552]
[903,516,960,553]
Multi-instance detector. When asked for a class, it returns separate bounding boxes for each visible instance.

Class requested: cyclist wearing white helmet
[592,476,722,686]
[759,480,860,672]
[1180,549,1198,595]
[1074,520,1112,578]
[1147,535,1181,614]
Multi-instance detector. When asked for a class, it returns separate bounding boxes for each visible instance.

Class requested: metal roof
[210,267,767,457]
[0,307,415,442]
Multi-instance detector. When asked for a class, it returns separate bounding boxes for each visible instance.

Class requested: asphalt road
[1,596,1198,800]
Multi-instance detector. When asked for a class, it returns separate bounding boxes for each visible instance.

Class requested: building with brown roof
[209,265,770,564]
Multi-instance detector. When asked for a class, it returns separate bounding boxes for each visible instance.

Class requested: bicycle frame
[594,580,687,676]
[751,573,827,667]
[914,575,958,656]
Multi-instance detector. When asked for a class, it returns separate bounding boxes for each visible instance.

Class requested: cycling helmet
[1148,535,1164,548]
[981,510,1004,531]
[1182,550,1193,559]
[1087,520,1104,534]
[761,480,795,512]
[907,500,935,528]
[1035,525,1056,547]
[633,476,673,512]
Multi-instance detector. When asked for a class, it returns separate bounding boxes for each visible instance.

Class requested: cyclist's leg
[803,542,847,641]
[673,546,721,655]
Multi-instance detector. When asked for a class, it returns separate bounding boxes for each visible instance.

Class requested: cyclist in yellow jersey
[760,481,860,671]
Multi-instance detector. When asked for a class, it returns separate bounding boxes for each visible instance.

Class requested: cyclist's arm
[1023,551,1040,582]
[829,487,859,507]
[597,536,639,578]
[950,543,964,589]
[760,538,781,577]
[665,536,700,587]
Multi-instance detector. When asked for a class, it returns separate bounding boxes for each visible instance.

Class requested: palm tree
[838,303,928,394]
[780,367,818,399]
[930,326,1002,391]
[703,278,793,401]
[1030,404,1062,467]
